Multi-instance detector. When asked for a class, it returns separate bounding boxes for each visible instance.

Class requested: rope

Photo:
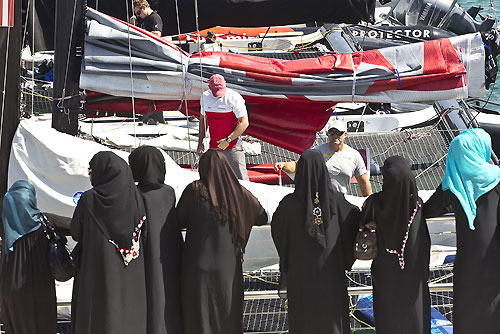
[194,0,208,164]
[31,0,35,116]
[243,273,279,285]
[466,82,496,128]
[0,27,12,144]
[371,106,456,160]
[174,0,195,168]
[350,53,356,102]
[125,0,137,147]
[20,0,30,66]
[61,0,79,118]
[355,103,368,133]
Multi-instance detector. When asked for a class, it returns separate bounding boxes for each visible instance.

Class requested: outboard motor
[392,0,495,34]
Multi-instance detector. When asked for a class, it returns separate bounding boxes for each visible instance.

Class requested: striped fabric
[80,8,488,153]
[0,0,14,27]
[81,8,486,103]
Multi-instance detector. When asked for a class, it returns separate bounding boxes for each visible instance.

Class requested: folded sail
[81,8,487,152]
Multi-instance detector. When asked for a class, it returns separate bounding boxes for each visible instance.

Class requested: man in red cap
[197,74,249,180]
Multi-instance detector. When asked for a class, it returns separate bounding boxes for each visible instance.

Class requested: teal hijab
[1,180,42,255]
[442,128,500,230]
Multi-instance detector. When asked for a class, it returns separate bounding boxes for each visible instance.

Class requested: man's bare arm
[274,161,298,174]
[197,114,206,154]
[217,116,249,150]
[356,173,372,197]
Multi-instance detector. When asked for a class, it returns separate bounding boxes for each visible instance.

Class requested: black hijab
[128,145,166,190]
[86,151,146,250]
[193,149,266,251]
[294,149,335,248]
[376,156,419,250]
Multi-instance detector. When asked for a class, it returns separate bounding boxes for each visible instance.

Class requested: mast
[0,0,22,200]
[52,0,84,134]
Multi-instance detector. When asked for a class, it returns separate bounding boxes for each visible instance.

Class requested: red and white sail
[80,8,487,152]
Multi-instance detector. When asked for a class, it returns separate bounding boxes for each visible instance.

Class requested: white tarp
[7,117,292,221]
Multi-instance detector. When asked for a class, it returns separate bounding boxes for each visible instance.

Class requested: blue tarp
[356,294,453,333]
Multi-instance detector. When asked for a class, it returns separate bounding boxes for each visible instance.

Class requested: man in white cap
[275,118,372,196]
[197,74,249,180]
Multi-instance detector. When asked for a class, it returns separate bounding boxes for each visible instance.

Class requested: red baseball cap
[209,74,226,98]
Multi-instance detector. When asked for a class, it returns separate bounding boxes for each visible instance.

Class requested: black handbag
[41,214,74,282]
[354,197,378,260]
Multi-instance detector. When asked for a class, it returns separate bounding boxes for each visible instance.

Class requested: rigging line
[0,27,12,143]
[194,0,207,166]
[19,0,31,116]
[125,0,137,146]
[371,107,454,159]
[466,82,496,128]
[243,273,279,286]
[31,0,35,116]
[20,0,30,66]
[355,103,368,133]
[259,26,271,46]
[61,0,79,117]
[174,0,195,168]
[414,153,447,179]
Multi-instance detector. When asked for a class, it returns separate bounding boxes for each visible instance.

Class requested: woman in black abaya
[271,149,360,334]
[424,128,500,334]
[129,146,183,334]
[0,180,57,334]
[71,151,147,334]
[367,156,430,334]
[176,149,268,334]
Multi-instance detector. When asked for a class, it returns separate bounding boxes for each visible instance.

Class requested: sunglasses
[327,129,345,136]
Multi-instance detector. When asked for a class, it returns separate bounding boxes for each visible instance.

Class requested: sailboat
[2,0,499,331]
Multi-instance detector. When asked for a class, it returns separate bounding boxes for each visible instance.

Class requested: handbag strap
[40,213,57,241]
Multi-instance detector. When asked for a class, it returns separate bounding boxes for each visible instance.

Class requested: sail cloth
[80,8,487,153]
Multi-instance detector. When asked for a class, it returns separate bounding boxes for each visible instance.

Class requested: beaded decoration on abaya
[108,214,146,266]
[312,192,323,225]
[386,201,421,270]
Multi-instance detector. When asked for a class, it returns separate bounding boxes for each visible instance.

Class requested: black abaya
[271,150,360,334]
[0,227,57,334]
[177,183,267,334]
[71,194,147,334]
[424,183,500,334]
[271,191,359,334]
[370,193,431,334]
[367,156,431,334]
[70,152,147,334]
[139,184,183,334]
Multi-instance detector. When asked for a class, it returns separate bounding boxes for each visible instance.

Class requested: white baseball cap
[327,118,347,133]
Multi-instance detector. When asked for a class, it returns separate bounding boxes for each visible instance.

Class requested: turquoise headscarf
[1,180,42,255]
[442,128,500,230]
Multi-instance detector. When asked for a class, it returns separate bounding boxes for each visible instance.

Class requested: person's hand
[129,16,137,25]
[197,142,205,155]
[217,138,230,150]
[274,162,285,172]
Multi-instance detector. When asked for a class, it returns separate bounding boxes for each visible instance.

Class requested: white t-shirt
[313,142,367,194]
[200,88,247,149]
